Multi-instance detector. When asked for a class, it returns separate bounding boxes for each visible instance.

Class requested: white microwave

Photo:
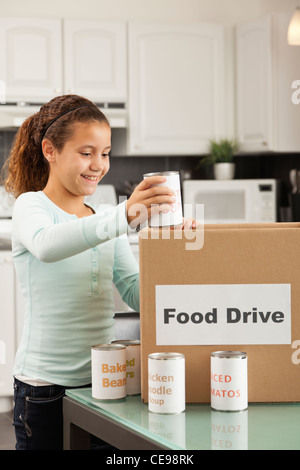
[183,179,278,224]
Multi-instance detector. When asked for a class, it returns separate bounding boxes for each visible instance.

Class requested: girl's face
[46,121,111,197]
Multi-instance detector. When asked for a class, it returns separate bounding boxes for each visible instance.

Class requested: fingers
[140,184,176,202]
[127,175,178,226]
[132,179,176,208]
[139,175,167,190]
[173,217,200,230]
[148,203,174,217]
[183,217,195,229]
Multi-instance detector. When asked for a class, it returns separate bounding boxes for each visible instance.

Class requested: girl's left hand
[174,217,201,230]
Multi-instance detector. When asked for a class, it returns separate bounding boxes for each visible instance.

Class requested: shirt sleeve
[12,192,129,263]
[113,234,140,312]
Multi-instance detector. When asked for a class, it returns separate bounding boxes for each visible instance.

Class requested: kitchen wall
[0,0,299,216]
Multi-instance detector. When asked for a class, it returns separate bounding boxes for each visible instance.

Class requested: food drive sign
[155,284,291,345]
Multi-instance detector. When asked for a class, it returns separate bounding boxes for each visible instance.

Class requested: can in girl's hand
[148,352,185,414]
[91,344,127,400]
[211,351,248,412]
[143,171,183,227]
[112,340,141,395]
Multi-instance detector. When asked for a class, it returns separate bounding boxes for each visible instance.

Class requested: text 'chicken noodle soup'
[148,352,185,414]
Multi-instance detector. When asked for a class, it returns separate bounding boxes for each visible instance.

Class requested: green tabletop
[65,388,300,450]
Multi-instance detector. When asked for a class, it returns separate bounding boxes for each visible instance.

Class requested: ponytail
[2,94,109,198]
[2,113,49,198]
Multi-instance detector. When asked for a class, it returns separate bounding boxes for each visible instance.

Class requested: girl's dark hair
[2,95,110,198]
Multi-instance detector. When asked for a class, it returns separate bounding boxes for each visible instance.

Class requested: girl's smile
[42,121,111,215]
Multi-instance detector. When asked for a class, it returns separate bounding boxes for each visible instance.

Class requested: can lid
[111,340,140,346]
[143,171,179,178]
[92,343,126,351]
[148,352,185,360]
[211,351,247,359]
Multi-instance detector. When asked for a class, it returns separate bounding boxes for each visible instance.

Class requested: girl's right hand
[126,176,176,228]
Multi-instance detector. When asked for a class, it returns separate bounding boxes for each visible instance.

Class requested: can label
[92,345,127,400]
[143,171,183,227]
[112,340,141,395]
[211,352,248,412]
[148,353,185,414]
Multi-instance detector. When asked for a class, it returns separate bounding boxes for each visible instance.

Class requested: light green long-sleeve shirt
[12,191,139,386]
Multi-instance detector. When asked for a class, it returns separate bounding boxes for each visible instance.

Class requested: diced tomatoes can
[211,351,248,412]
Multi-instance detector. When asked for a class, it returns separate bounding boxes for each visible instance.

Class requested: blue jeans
[13,378,115,450]
[13,378,67,450]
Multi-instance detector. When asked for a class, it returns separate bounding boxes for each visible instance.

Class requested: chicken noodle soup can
[112,340,141,395]
[143,171,183,227]
[211,351,248,412]
[91,344,127,400]
[148,353,185,414]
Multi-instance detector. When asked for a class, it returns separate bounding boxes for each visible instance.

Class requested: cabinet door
[273,13,300,152]
[128,23,228,155]
[236,17,273,151]
[0,18,62,103]
[0,252,15,397]
[63,20,127,103]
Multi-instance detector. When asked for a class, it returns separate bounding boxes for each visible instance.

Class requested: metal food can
[91,344,127,400]
[143,171,183,227]
[211,351,248,412]
[112,340,141,395]
[148,352,185,414]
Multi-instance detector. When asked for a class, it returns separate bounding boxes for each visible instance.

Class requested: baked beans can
[91,344,127,400]
[143,171,183,227]
[148,352,185,414]
[211,351,248,412]
[112,340,141,395]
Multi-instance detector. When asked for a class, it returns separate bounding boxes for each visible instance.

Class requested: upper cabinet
[63,20,127,103]
[236,17,273,152]
[128,22,233,155]
[236,14,300,153]
[1,15,300,154]
[0,18,127,105]
[0,18,62,103]
[272,13,300,152]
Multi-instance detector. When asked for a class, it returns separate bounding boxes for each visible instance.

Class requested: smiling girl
[3,94,177,450]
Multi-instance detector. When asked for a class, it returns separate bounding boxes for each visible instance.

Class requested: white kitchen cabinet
[0,18,62,103]
[236,14,300,153]
[272,13,300,152]
[128,22,232,155]
[236,17,273,152]
[63,20,127,103]
[0,251,15,410]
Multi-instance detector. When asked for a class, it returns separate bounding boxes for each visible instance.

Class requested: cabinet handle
[262,141,268,147]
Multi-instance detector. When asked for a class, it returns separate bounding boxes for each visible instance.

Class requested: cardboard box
[139,223,300,403]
